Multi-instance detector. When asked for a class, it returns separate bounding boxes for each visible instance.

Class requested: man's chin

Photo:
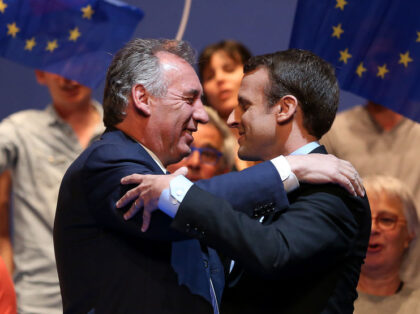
[238,148,259,162]
[169,147,190,164]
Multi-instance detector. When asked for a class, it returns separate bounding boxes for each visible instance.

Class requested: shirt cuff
[270,155,299,193]
[157,175,193,218]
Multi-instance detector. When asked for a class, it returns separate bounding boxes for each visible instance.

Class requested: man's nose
[370,218,380,234]
[227,106,239,129]
[193,98,209,124]
[186,150,201,168]
[59,76,80,87]
[214,70,225,83]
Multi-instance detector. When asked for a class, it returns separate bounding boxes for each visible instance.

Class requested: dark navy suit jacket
[53,129,286,314]
[172,146,371,314]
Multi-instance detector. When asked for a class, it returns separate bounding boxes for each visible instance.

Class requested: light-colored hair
[103,38,196,127]
[364,175,418,237]
[204,106,236,170]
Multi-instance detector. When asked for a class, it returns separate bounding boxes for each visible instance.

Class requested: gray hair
[363,175,418,237]
[103,38,196,127]
[204,106,236,169]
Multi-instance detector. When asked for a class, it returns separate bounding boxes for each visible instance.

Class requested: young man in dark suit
[118,49,371,313]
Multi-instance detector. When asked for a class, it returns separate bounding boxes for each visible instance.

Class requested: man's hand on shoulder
[286,154,365,197]
[116,167,188,232]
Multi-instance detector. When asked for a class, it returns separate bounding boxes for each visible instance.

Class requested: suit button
[203,260,208,268]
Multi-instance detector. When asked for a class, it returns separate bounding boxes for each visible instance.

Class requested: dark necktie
[171,240,222,314]
[166,169,222,314]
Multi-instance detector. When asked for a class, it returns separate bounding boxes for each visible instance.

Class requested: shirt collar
[45,100,103,127]
[137,142,167,174]
[290,141,320,155]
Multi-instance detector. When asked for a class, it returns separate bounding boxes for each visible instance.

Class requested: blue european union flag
[290,0,420,122]
[0,0,144,88]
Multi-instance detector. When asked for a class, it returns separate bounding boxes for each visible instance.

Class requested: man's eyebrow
[238,96,250,106]
[184,89,201,97]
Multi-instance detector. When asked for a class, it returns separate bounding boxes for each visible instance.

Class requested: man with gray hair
[54,39,364,313]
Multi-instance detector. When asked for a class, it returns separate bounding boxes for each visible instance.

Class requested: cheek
[199,165,218,179]
[204,81,217,97]
[229,72,244,89]
[384,231,409,256]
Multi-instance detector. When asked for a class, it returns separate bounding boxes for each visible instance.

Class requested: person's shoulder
[2,108,47,124]
[297,183,371,224]
[332,105,366,127]
[82,131,154,170]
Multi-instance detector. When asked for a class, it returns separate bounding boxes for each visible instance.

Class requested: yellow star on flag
[24,37,36,51]
[335,0,348,11]
[356,62,367,77]
[81,5,94,19]
[0,0,8,14]
[377,64,389,79]
[339,48,352,64]
[332,24,344,39]
[69,27,81,42]
[399,51,413,68]
[417,31,420,43]
[7,22,20,38]
[46,40,58,52]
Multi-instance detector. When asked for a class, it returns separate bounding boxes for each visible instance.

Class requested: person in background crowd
[167,106,235,180]
[321,101,420,216]
[321,101,420,287]
[198,40,251,121]
[198,40,254,170]
[355,175,420,314]
[0,71,104,314]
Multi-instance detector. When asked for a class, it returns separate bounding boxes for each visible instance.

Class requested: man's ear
[131,84,151,116]
[34,70,46,85]
[275,95,298,124]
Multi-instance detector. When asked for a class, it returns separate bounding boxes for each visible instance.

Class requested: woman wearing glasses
[354,176,420,313]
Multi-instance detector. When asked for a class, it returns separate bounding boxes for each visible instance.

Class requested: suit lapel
[101,128,165,174]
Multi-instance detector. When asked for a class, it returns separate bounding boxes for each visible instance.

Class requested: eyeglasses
[371,212,406,231]
[187,146,223,165]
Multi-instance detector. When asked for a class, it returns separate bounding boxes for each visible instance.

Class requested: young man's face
[35,70,92,108]
[228,67,278,161]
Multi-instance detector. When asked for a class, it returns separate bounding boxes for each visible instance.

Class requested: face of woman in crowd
[362,188,413,275]
[202,50,244,120]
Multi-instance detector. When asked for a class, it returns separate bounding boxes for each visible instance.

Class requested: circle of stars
[4,3,91,55]
[331,0,417,79]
